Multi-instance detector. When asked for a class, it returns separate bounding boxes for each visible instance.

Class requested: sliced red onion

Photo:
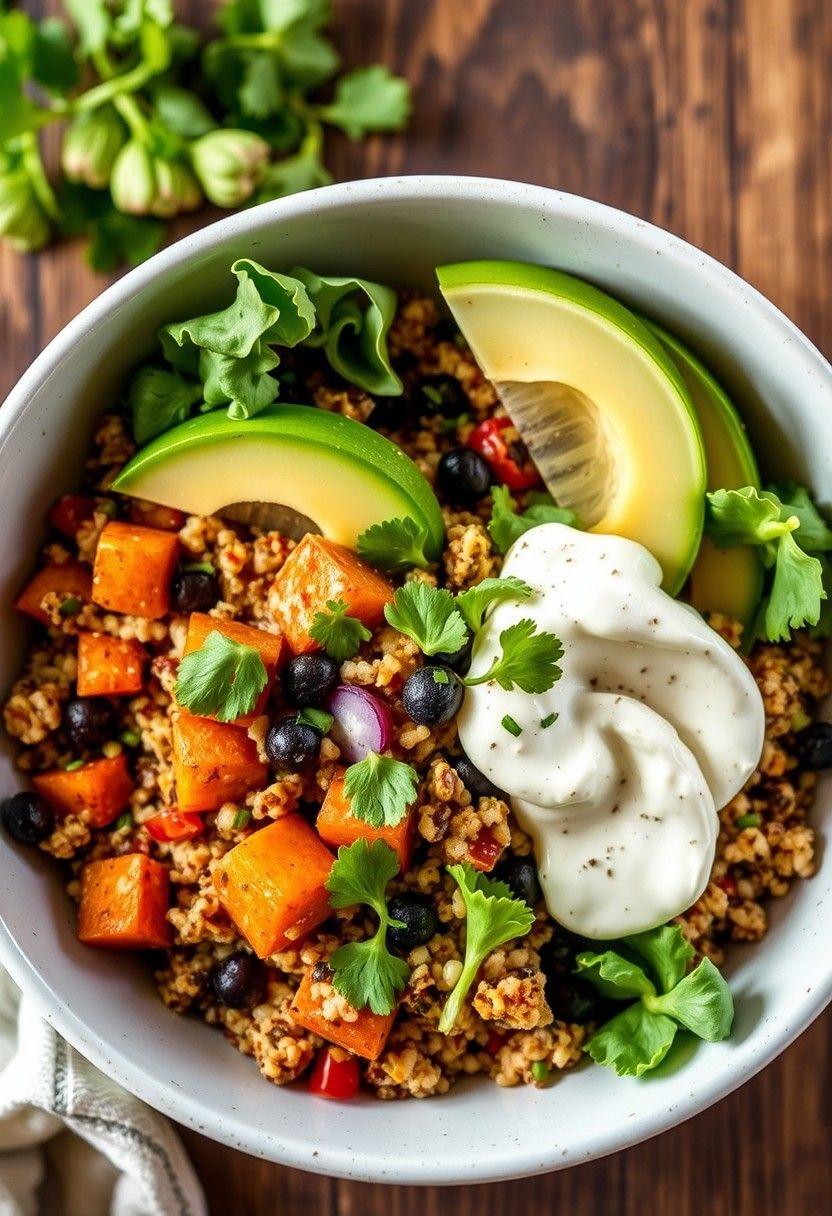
[325,684,393,763]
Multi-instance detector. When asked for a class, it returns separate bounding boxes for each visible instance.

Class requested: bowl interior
[1,178,831,1183]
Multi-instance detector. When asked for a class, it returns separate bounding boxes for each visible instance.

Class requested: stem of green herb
[20,133,61,221]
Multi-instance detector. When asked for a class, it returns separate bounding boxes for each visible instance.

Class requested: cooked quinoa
[2,295,829,1099]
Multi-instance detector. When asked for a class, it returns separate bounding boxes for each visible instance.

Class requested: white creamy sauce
[457,523,765,939]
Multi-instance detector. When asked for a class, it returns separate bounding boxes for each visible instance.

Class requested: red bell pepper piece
[467,417,541,490]
[145,810,203,843]
[48,495,97,538]
[308,1047,360,1100]
[467,826,504,872]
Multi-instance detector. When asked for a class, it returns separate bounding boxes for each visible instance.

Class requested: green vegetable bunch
[706,482,832,642]
[0,0,410,269]
[577,923,734,1076]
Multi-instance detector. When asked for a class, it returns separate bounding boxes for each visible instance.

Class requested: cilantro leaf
[325,839,409,1015]
[438,863,534,1033]
[308,597,371,662]
[342,752,418,828]
[150,82,215,139]
[585,1002,678,1077]
[127,366,202,444]
[175,630,267,722]
[648,957,733,1041]
[250,147,332,204]
[297,707,333,734]
[574,950,654,1001]
[384,583,469,657]
[706,486,789,554]
[761,530,825,641]
[32,19,78,94]
[318,65,411,139]
[291,266,403,397]
[456,576,534,633]
[463,618,563,693]
[488,486,579,554]
[766,482,832,551]
[626,923,694,994]
[357,516,433,573]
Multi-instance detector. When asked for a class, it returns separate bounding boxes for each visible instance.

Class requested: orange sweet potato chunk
[33,755,133,829]
[15,561,92,626]
[269,534,394,654]
[291,971,397,1061]
[92,521,179,619]
[77,632,146,697]
[172,712,267,814]
[78,854,170,950]
[181,614,284,725]
[216,815,335,957]
[317,773,414,871]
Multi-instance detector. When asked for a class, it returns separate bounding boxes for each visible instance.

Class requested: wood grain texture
[3,0,831,1211]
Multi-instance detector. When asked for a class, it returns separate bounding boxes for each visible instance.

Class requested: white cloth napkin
[0,971,207,1216]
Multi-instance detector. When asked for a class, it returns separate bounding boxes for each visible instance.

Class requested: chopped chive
[431,668,450,684]
[736,813,761,830]
[183,561,215,574]
[437,412,470,434]
[232,808,251,830]
[58,596,82,617]
[114,812,133,831]
[422,385,443,406]
[63,758,84,771]
[540,712,558,729]
[101,740,122,759]
[119,729,141,748]
[296,707,334,734]
[501,714,522,737]
[531,1061,550,1083]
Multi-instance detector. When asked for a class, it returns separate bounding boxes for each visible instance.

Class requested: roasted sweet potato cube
[78,854,170,950]
[15,561,92,626]
[172,712,267,814]
[181,614,284,725]
[77,632,146,697]
[317,773,415,871]
[291,971,397,1061]
[269,534,393,654]
[216,815,335,957]
[92,521,179,619]
[33,755,133,829]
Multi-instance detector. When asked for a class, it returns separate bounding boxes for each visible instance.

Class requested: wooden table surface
[4,1,831,1212]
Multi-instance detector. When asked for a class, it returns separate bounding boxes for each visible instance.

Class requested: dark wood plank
[3,0,831,1212]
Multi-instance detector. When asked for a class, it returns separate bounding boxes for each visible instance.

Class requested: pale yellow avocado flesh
[438,267,705,594]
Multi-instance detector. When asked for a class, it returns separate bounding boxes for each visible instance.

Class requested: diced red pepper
[145,810,203,843]
[486,1029,508,1055]
[48,495,97,538]
[308,1047,360,1100]
[467,826,503,872]
[127,499,186,532]
[467,417,541,490]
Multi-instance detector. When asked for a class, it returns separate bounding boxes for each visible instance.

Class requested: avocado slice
[111,405,445,558]
[437,260,706,594]
[647,321,764,628]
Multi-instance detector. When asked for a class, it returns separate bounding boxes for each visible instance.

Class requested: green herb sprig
[576,923,734,1076]
[342,751,418,828]
[174,628,266,721]
[0,0,410,266]
[488,485,579,554]
[308,596,371,662]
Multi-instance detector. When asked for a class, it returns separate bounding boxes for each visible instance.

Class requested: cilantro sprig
[456,576,534,632]
[384,583,468,657]
[463,618,563,694]
[175,629,267,722]
[357,516,434,573]
[705,484,832,641]
[576,923,734,1076]
[308,597,371,662]
[438,863,535,1033]
[326,839,410,1015]
[342,752,418,828]
[488,485,579,554]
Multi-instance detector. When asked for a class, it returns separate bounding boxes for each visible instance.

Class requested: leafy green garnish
[291,267,403,396]
[356,516,434,573]
[456,576,534,632]
[296,707,334,734]
[174,629,267,722]
[488,486,579,554]
[308,597,371,662]
[384,583,469,658]
[317,65,411,139]
[463,618,563,694]
[326,839,410,1015]
[576,923,734,1077]
[127,365,202,445]
[342,752,418,828]
[438,863,535,1033]
[706,485,829,641]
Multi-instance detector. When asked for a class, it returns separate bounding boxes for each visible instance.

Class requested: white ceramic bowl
[1,177,831,1185]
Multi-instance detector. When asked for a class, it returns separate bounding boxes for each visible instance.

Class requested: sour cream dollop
[457,523,765,939]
